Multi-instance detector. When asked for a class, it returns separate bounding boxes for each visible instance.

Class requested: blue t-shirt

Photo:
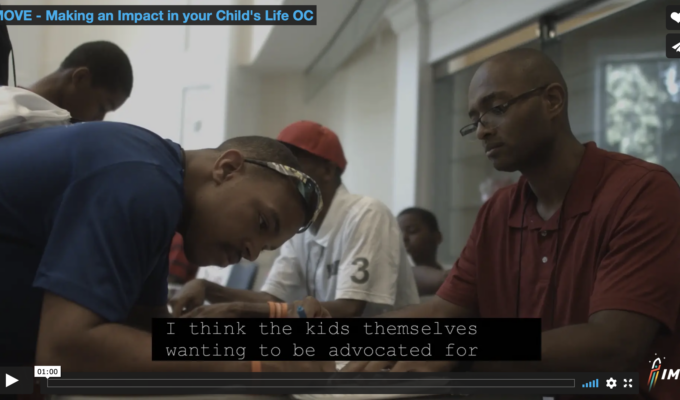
[0,121,184,366]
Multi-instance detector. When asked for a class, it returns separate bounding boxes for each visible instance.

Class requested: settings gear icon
[606,377,617,389]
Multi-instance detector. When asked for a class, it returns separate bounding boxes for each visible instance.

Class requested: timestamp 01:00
[34,366,62,378]
[36,368,59,375]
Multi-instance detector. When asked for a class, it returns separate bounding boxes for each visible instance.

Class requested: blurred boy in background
[0,40,132,136]
[397,207,448,296]
[168,233,199,284]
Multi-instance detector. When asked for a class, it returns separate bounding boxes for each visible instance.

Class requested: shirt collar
[308,184,350,246]
[508,141,605,228]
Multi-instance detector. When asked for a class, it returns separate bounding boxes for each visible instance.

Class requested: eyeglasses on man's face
[459,85,549,139]
[243,159,323,233]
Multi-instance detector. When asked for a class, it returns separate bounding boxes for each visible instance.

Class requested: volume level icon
[582,379,599,388]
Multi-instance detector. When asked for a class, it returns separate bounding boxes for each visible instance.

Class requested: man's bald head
[466,48,572,172]
[471,48,567,98]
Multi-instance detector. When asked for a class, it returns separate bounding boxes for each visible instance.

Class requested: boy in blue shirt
[0,121,330,374]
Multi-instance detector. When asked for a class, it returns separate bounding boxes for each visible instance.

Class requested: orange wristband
[251,360,261,372]
[280,303,288,317]
[274,302,282,318]
[268,301,276,318]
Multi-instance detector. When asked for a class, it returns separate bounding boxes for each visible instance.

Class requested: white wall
[257,28,398,209]
[247,0,281,64]
[5,0,47,86]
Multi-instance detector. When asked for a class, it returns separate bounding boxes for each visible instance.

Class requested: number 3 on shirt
[350,257,370,284]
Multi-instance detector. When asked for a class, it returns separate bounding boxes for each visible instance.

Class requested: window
[598,57,680,177]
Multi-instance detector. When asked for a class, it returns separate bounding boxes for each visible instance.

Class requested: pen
[297,305,307,318]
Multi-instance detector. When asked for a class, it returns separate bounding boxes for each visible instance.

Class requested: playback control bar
[39,372,640,395]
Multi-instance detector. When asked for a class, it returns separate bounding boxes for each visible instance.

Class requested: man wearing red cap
[170,121,420,318]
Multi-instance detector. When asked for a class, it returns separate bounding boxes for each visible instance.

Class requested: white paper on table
[334,361,389,372]
[196,265,232,286]
[196,265,233,305]
[335,361,349,371]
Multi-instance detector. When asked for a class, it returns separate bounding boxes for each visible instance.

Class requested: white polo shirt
[261,185,420,316]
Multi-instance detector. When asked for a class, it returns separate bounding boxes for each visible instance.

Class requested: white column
[384,0,432,214]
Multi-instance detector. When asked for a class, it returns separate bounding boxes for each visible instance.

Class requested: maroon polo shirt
[437,142,680,400]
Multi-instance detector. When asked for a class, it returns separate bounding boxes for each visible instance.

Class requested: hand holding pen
[286,296,332,318]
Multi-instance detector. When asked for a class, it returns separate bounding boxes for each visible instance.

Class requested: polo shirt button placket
[540,230,550,264]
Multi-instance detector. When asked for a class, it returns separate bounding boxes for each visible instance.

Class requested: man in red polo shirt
[341,48,680,399]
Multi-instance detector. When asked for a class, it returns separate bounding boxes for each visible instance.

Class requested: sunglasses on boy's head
[243,159,323,233]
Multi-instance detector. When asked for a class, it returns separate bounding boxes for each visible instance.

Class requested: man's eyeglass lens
[460,113,503,141]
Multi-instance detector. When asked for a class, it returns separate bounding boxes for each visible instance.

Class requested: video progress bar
[47,378,575,389]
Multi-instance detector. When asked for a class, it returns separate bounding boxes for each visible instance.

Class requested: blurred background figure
[167,233,199,300]
[0,41,133,136]
[168,233,198,285]
[26,40,132,122]
[397,207,448,296]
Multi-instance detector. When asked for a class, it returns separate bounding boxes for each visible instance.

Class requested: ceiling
[248,0,360,73]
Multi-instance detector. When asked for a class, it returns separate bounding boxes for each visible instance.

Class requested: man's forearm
[38,322,267,373]
[471,323,634,373]
[203,280,280,304]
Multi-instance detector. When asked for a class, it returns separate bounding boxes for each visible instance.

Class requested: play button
[0,367,32,394]
[5,373,17,387]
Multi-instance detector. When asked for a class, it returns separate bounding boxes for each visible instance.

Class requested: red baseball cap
[277,121,347,172]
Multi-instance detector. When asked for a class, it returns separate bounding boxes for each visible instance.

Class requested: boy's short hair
[60,41,133,97]
[398,207,440,232]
